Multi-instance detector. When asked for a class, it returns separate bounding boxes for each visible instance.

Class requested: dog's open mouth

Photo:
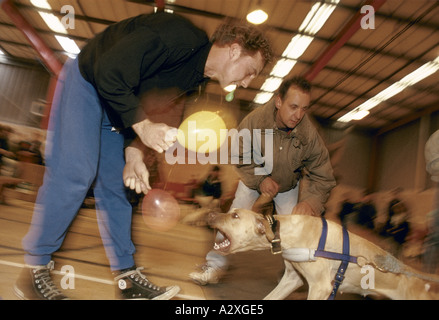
[213,230,231,253]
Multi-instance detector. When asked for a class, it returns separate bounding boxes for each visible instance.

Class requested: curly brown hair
[211,18,273,66]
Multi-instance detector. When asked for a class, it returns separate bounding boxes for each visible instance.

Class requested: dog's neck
[273,214,323,250]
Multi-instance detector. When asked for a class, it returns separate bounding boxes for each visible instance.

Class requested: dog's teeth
[214,239,230,250]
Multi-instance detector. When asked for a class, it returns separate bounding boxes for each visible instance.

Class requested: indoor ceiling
[0,0,438,133]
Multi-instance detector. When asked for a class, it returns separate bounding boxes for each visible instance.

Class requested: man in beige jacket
[190,77,336,286]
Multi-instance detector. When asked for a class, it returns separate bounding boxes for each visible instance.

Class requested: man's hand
[259,177,279,198]
[292,201,316,216]
[132,119,177,153]
[123,146,151,194]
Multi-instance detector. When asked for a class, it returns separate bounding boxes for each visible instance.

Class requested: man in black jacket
[14,12,272,300]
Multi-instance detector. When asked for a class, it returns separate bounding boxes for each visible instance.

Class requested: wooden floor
[2,197,433,302]
[0,198,299,301]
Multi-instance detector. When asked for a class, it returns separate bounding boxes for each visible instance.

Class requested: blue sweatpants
[22,58,136,271]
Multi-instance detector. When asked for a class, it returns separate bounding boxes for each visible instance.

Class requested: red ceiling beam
[1,0,62,76]
[303,0,387,81]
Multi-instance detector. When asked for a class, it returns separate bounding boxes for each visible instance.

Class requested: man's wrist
[125,145,144,162]
[132,118,153,134]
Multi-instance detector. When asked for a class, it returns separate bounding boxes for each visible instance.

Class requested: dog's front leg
[263,260,304,300]
[307,284,333,300]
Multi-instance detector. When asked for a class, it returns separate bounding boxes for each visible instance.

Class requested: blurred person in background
[423,130,439,273]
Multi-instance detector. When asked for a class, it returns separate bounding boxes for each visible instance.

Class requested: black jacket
[78,12,211,131]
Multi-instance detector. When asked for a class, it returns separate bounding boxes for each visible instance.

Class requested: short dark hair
[211,19,273,66]
[277,77,312,99]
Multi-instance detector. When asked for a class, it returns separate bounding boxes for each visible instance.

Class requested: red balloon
[141,189,181,232]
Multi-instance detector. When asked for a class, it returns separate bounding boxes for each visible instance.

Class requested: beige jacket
[232,100,336,214]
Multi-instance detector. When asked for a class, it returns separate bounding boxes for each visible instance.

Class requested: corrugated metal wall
[0,59,50,128]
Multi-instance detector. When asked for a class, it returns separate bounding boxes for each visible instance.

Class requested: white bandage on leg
[282,248,316,262]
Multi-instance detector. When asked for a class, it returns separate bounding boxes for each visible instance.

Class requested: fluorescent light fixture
[247,9,268,25]
[55,35,80,55]
[300,2,339,35]
[153,7,174,13]
[38,12,68,34]
[351,110,370,120]
[337,55,439,123]
[261,77,283,93]
[253,0,340,105]
[399,57,439,86]
[31,1,81,56]
[282,35,314,60]
[31,0,66,34]
[270,58,297,78]
[254,91,274,105]
[299,0,339,34]
[224,84,237,92]
[337,109,370,122]
[30,0,51,10]
[0,49,4,55]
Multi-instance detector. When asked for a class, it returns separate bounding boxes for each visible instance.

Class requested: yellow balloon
[177,111,227,153]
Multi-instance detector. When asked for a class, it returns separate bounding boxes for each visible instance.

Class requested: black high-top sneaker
[113,266,180,300]
[14,261,69,300]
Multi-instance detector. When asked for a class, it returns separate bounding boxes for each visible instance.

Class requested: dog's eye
[232,212,239,219]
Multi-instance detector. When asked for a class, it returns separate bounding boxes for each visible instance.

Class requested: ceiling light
[30,1,81,57]
[299,1,339,34]
[300,3,339,35]
[270,58,297,78]
[282,35,314,60]
[252,0,339,105]
[246,9,268,25]
[153,7,174,13]
[338,109,370,122]
[254,91,274,105]
[0,49,4,55]
[261,77,283,93]
[30,0,51,10]
[55,35,80,56]
[31,0,66,34]
[399,57,439,86]
[224,84,237,92]
[337,55,439,123]
[38,12,68,34]
[351,110,370,120]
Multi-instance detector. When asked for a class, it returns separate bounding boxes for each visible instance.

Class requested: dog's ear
[256,219,266,235]
[256,215,275,241]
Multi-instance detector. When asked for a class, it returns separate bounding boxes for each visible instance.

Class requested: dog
[207,208,439,300]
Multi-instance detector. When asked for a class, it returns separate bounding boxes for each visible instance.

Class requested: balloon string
[163,164,175,191]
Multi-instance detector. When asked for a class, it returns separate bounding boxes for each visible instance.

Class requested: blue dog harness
[314,217,358,300]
